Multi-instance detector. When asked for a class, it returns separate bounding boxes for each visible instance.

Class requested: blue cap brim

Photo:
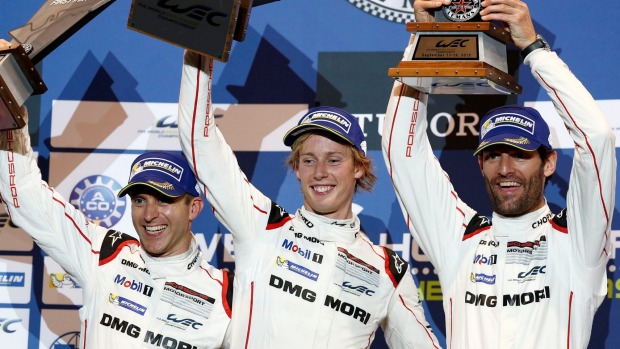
[283,124,356,148]
[474,133,542,155]
[117,180,186,198]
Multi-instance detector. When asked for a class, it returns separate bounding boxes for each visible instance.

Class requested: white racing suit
[0,120,233,348]
[382,43,616,347]
[178,51,442,349]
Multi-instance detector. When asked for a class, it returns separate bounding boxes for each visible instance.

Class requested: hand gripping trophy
[0,0,116,130]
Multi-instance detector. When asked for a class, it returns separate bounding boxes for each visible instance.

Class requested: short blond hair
[286,132,377,192]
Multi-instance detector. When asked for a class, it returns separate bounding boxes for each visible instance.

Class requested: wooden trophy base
[389,22,522,95]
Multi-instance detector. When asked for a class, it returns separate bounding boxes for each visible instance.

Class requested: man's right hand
[0,38,29,128]
[413,0,452,23]
[0,39,12,50]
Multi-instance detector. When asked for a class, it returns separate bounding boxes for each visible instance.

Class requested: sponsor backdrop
[1,1,619,348]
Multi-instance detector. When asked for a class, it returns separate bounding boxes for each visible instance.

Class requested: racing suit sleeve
[382,265,442,349]
[382,35,479,279]
[525,49,616,267]
[0,109,101,285]
[178,51,272,247]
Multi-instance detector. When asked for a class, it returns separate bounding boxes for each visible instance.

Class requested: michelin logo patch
[470,273,496,285]
[480,113,536,138]
[276,256,319,281]
[109,294,147,315]
[302,111,351,134]
[130,157,184,182]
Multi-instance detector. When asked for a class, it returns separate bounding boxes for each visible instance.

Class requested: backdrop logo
[50,273,80,289]
[0,272,25,287]
[50,331,80,349]
[156,114,178,128]
[69,175,127,228]
[0,318,21,333]
[139,115,179,139]
[345,0,414,23]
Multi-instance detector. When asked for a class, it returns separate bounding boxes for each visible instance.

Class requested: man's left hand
[480,0,537,49]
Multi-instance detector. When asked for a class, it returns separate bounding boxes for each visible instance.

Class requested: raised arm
[481,0,616,266]
[382,75,479,278]
[0,105,99,285]
[526,49,616,267]
[177,50,272,247]
[381,0,483,278]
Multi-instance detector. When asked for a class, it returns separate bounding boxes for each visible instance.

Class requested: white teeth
[314,185,333,193]
[499,181,519,187]
[145,225,166,233]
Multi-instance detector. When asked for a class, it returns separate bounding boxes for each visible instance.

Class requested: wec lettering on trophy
[154,0,228,27]
[128,0,279,62]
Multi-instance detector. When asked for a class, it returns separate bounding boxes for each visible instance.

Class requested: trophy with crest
[388,0,521,95]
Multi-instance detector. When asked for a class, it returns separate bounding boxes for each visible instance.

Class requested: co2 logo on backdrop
[69,175,126,228]
[345,0,414,23]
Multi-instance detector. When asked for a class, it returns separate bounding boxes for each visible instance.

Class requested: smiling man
[382,0,616,348]
[474,106,557,218]
[0,143,233,349]
[0,38,232,347]
[178,51,440,348]
[118,152,206,258]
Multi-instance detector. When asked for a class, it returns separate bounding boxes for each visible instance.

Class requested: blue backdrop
[0,1,618,348]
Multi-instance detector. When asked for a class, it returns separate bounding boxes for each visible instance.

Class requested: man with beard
[382,0,616,348]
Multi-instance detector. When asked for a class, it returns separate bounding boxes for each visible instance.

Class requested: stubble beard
[485,166,546,217]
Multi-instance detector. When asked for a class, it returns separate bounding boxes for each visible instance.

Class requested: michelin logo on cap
[480,114,536,139]
[130,158,184,182]
[302,112,352,134]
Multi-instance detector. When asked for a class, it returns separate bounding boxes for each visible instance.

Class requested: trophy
[0,0,116,130]
[388,0,521,95]
[127,0,280,62]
